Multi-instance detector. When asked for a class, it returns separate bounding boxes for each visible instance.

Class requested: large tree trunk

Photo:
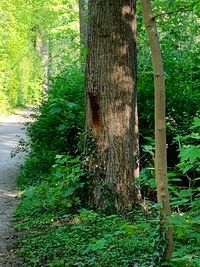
[86,0,137,212]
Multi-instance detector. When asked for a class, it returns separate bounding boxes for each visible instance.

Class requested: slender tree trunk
[35,29,50,92]
[86,0,137,212]
[46,38,52,91]
[134,93,140,178]
[79,0,88,129]
[141,0,173,258]
[78,0,88,48]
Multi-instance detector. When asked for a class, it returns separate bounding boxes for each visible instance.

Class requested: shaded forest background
[0,0,200,266]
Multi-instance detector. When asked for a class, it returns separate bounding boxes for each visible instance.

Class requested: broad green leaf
[179,145,200,163]
[190,117,200,129]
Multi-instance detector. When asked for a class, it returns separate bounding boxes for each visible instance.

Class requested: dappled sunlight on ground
[0,189,18,198]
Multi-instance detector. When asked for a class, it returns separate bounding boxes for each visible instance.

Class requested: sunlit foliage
[0,0,79,112]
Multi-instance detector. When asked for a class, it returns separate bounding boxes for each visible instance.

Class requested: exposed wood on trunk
[86,0,137,212]
[141,0,173,258]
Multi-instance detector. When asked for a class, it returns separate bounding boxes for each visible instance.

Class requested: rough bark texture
[141,0,173,258]
[79,0,88,48]
[86,0,137,212]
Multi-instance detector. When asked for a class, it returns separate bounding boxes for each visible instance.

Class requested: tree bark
[141,0,173,259]
[46,38,52,91]
[78,0,88,48]
[86,0,137,212]
[35,29,50,92]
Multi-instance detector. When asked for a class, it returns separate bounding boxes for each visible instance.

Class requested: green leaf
[121,224,136,235]
[190,117,200,129]
[169,214,185,226]
[66,101,77,108]
[48,104,63,114]
[179,145,200,163]
[84,239,106,253]
[63,187,76,198]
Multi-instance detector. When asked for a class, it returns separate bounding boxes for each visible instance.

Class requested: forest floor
[0,110,31,266]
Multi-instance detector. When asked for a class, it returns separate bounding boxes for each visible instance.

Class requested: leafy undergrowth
[14,155,154,266]
[13,154,200,267]
[14,209,155,267]
[14,196,200,267]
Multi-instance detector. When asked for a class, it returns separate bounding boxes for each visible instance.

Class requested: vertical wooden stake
[141,0,173,259]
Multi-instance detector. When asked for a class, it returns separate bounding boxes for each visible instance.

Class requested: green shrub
[16,155,84,218]
[17,66,84,186]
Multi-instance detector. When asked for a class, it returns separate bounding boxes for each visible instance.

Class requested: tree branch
[153,0,200,19]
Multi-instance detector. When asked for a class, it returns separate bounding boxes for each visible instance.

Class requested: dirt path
[0,111,31,266]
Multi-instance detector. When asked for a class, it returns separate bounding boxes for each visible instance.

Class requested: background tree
[78,0,88,48]
[0,0,43,111]
[0,0,80,113]
[86,0,137,212]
